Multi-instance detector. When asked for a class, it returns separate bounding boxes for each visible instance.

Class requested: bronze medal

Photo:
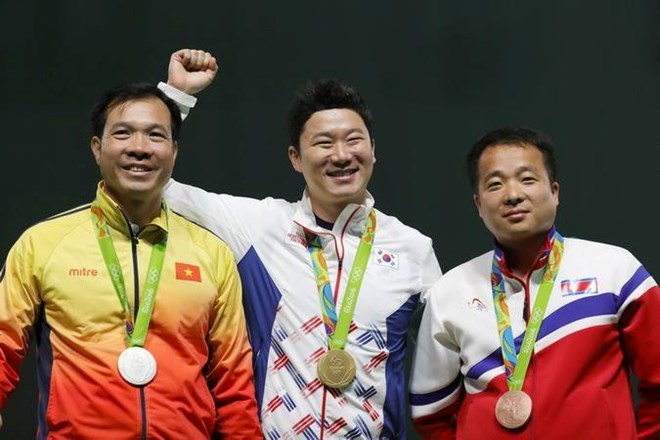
[317,349,356,389]
[495,390,532,429]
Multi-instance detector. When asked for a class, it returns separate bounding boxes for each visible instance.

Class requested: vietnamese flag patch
[175,262,202,282]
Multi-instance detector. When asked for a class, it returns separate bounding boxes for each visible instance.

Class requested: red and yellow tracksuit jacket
[0,185,262,439]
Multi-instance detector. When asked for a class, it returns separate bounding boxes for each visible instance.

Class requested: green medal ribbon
[491,231,564,390]
[306,210,376,350]
[91,201,167,347]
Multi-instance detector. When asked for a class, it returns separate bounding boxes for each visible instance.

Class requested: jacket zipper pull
[130,223,140,245]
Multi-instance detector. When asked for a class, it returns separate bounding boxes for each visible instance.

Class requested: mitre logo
[68,267,99,277]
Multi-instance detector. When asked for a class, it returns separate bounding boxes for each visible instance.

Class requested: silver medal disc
[117,346,157,386]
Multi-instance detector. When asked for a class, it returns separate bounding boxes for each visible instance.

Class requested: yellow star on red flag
[175,262,202,282]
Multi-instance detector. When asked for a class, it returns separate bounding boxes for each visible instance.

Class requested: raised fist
[167,49,218,95]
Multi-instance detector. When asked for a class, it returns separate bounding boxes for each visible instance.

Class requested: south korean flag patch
[374,248,399,269]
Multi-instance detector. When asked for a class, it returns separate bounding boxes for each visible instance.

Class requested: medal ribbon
[91,201,167,347]
[306,210,376,350]
[491,231,564,390]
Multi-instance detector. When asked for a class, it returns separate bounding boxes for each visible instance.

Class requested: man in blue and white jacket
[160,49,442,439]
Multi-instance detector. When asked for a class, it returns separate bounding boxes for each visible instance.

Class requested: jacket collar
[95,181,169,241]
[292,188,376,237]
[494,226,557,279]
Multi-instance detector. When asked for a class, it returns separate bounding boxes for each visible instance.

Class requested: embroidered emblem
[373,249,399,269]
[287,232,308,248]
[561,277,598,296]
[175,262,202,282]
[68,267,99,277]
[468,298,488,312]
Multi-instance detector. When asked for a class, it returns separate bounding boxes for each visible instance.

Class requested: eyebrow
[311,128,365,139]
[108,121,170,133]
[483,165,539,181]
[310,132,333,140]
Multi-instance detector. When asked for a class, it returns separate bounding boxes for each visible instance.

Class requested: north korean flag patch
[560,277,598,296]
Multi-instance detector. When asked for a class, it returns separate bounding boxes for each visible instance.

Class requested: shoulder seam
[169,209,225,243]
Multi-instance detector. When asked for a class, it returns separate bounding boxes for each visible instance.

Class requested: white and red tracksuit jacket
[410,231,660,439]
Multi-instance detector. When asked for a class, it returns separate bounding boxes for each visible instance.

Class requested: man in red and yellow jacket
[0,80,262,439]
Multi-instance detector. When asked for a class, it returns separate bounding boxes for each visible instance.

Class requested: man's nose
[503,183,524,205]
[127,134,151,157]
[331,142,352,163]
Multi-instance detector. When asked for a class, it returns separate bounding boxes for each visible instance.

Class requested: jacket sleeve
[409,279,463,439]
[206,245,262,439]
[164,179,268,260]
[418,236,443,304]
[617,261,660,440]
[0,233,42,410]
[157,82,197,121]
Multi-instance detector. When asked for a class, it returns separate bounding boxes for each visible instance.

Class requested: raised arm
[158,49,218,120]
[167,48,218,95]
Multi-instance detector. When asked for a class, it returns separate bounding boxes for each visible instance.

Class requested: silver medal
[117,346,157,386]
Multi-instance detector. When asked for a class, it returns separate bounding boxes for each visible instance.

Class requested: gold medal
[317,349,356,389]
[495,390,532,429]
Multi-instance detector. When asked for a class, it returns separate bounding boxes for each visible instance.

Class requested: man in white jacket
[409,127,660,439]
[159,49,442,439]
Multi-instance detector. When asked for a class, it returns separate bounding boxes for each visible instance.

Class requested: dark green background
[1,2,658,438]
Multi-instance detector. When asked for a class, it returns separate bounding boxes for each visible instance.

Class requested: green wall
[1,2,658,438]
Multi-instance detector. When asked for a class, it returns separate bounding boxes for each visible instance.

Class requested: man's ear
[371,138,376,164]
[91,136,102,165]
[288,145,303,173]
[551,181,560,205]
[473,193,483,218]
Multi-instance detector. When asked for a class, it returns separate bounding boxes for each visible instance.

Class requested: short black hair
[287,79,373,150]
[467,127,558,192]
[90,82,182,142]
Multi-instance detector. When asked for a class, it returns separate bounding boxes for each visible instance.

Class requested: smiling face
[91,97,178,215]
[473,144,559,249]
[288,108,375,222]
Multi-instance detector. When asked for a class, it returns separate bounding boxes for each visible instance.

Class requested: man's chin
[331,192,367,206]
[117,175,162,191]
[117,185,161,201]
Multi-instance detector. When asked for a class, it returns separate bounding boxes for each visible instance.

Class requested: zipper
[298,224,339,440]
[322,207,360,439]
[500,246,548,439]
[127,220,148,440]
[296,206,362,439]
[521,272,535,438]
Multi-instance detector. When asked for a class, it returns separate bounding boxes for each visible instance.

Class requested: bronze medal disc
[495,390,532,429]
[317,349,357,389]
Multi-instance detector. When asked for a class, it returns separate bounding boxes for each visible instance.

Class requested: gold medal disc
[495,390,532,429]
[317,349,356,389]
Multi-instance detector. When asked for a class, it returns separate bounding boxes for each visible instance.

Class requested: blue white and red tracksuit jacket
[410,231,660,439]
[165,182,442,439]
